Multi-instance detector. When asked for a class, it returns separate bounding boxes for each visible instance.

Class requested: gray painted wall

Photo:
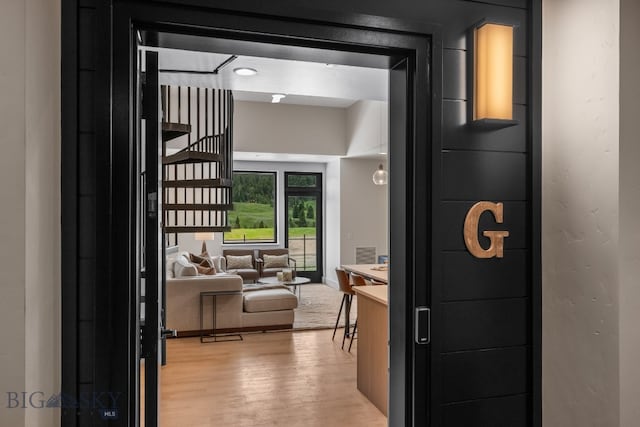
[542,0,621,426]
[619,0,640,425]
[234,101,348,155]
[0,0,61,426]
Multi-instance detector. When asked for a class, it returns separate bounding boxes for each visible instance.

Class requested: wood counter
[342,264,388,284]
[354,285,388,416]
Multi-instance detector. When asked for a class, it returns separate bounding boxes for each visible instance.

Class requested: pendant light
[372,164,388,185]
[372,103,388,185]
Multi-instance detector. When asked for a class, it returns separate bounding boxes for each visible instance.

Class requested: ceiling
[148,47,389,108]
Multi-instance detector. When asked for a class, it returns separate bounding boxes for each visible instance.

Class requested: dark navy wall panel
[442,298,528,351]
[194,0,529,55]
[78,134,96,196]
[78,8,95,71]
[442,250,528,301]
[442,101,527,151]
[514,56,528,105]
[442,151,527,200]
[443,394,528,427]
[78,321,94,384]
[78,71,94,133]
[78,196,96,258]
[77,259,95,321]
[443,49,466,100]
[464,0,527,8]
[442,346,528,402]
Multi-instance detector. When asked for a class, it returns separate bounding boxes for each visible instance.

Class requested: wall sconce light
[470,21,518,127]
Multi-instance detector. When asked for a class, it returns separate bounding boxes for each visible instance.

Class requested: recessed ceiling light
[233,67,257,76]
[271,94,286,103]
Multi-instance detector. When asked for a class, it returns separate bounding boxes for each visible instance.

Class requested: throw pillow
[226,254,253,269]
[189,252,217,275]
[173,255,198,277]
[263,254,289,269]
[195,260,216,275]
[189,252,213,268]
[210,255,226,272]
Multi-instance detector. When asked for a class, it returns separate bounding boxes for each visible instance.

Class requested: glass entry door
[285,173,322,283]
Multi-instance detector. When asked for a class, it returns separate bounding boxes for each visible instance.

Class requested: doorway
[285,172,323,283]
[145,45,392,424]
[58,3,437,426]
[130,27,428,427]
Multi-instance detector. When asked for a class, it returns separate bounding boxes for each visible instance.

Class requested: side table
[200,290,243,343]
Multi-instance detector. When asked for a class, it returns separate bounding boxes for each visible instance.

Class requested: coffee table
[257,276,311,297]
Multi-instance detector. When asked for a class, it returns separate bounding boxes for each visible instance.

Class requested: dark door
[139,49,162,427]
[284,172,323,283]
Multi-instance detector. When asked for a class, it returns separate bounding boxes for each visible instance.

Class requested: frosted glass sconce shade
[473,22,514,122]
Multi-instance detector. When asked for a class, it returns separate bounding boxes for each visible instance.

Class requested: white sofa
[165,253,298,335]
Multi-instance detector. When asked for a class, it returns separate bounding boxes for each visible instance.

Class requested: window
[287,174,317,187]
[223,171,277,243]
[285,172,323,281]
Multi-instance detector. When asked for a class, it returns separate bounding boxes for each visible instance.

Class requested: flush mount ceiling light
[271,94,286,103]
[233,67,257,76]
[471,21,518,128]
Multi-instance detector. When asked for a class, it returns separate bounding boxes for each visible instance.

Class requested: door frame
[64,2,442,426]
[284,172,324,283]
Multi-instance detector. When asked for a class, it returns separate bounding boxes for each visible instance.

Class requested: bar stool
[333,268,357,349]
[347,274,367,352]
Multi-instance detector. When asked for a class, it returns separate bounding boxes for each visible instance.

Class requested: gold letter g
[463,201,510,259]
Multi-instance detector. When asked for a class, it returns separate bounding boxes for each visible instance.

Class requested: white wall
[0,0,61,426]
[542,0,620,426]
[233,101,348,155]
[346,100,388,157]
[339,158,388,267]
[324,159,341,286]
[619,0,640,425]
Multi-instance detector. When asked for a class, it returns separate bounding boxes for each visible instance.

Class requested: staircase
[161,86,234,233]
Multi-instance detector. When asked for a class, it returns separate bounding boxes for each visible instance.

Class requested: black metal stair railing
[161,86,234,233]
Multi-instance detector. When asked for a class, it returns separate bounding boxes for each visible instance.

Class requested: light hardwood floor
[159,329,387,427]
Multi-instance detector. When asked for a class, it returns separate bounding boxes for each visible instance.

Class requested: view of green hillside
[223,200,317,242]
[224,172,276,242]
[223,172,318,244]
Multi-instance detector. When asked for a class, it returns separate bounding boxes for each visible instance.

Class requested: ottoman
[241,288,298,329]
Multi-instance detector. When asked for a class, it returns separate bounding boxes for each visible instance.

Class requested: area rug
[292,283,357,330]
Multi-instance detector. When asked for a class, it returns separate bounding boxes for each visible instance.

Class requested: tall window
[285,172,323,282]
[223,171,277,243]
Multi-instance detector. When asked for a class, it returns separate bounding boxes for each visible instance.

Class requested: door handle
[415,307,430,345]
[161,328,177,339]
[147,192,157,218]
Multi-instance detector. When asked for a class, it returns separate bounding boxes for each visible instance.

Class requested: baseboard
[174,324,294,338]
[323,277,338,290]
